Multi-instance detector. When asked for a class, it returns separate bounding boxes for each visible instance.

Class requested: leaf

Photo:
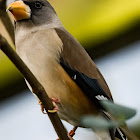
[100,100,136,120]
[81,115,122,129]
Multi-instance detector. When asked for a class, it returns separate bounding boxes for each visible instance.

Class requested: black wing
[60,60,127,140]
[60,59,111,110]
[55,27,127,140]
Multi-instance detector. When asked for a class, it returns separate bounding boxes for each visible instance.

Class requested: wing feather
[55,27,112,99]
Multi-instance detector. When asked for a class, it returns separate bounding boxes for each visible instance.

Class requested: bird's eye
[34,1,42,9]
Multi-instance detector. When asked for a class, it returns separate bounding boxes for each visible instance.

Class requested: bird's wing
[55,27,113,101]
[54,28,129,140]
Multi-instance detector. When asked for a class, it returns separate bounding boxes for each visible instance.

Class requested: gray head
[7,0,59,26]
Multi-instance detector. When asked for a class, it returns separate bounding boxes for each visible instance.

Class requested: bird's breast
[15,28,98,126]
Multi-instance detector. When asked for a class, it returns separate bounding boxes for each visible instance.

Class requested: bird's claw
[51,98,60,103]
[69,130,76,137]
[69,126,78,137]
[48,105,59,113]
[39,98,60,114]
[48,98,60,113]
[56,126,77,140]
[38,100,46,114]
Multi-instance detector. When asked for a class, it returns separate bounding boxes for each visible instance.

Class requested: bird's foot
[48,98,60,113]
[69,126,78,137]
[51,98,60,103]
[38,98,60,114]
[38,100,46,114]
[56,126,78,140]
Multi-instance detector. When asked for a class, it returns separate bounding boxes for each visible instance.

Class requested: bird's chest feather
[15,29,65,97]
[15,28,97,125]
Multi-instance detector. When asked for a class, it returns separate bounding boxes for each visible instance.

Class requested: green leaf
[81,115,122,129]
[100,100,136,120]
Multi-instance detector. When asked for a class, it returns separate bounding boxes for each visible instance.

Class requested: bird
[7,0,131,139]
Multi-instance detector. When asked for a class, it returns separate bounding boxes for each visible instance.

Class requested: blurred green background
[0,0,140,139]
[1,0,140,99]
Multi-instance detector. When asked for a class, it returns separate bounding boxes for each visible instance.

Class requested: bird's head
[7,0,57,25]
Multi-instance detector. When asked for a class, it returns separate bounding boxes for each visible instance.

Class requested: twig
[0,0,15,43]
[0,34,69,140]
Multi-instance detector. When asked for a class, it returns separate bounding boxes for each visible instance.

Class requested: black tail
[115,128,127,140]
[103,111,127,140]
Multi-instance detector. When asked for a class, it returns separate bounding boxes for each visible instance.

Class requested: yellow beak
[7,1,31,21]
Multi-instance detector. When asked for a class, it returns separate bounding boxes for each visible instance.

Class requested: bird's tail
[115,127,127,140]
[102,111,139,140]
[93,127,127,140]
[114,125,139,140]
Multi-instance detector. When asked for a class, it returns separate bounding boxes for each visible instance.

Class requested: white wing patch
[95,95,108,101]
[73,75,77,80]
[117,128,128,140]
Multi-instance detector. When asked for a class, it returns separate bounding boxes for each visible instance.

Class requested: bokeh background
[0,0,140,139]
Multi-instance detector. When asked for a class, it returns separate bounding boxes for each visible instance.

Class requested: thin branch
[0,0,15,43]
[0,34,69,140]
